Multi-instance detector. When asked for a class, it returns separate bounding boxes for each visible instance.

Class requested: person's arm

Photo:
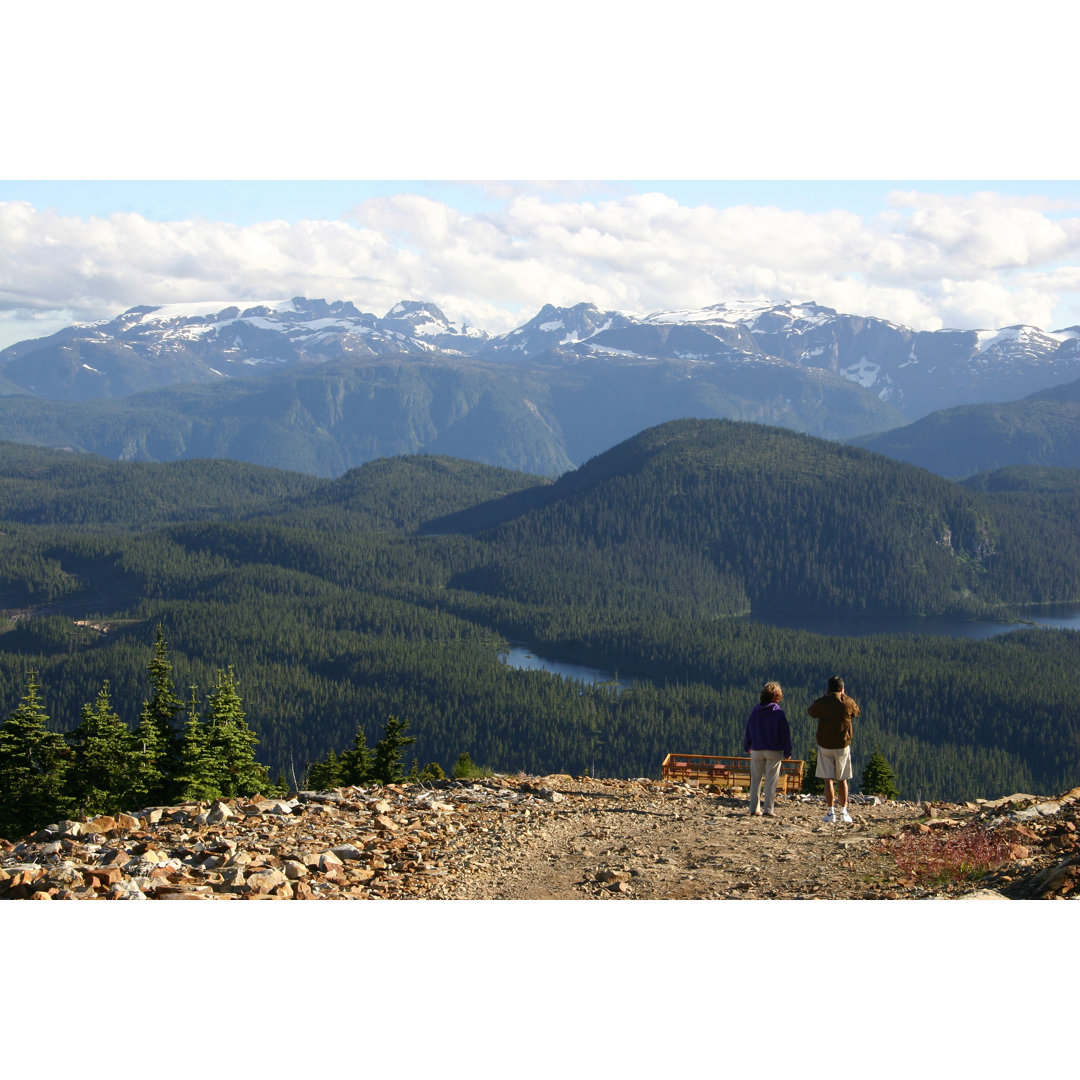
[779,709,793,758]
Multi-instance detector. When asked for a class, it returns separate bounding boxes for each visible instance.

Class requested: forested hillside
[433,419,1080,616]
[852,377,1080,477]
[1,423,1078,809]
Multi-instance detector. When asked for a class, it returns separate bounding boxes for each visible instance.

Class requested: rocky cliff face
[2,776,1077,900]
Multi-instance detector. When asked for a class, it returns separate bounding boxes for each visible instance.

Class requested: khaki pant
[749,749,784,814]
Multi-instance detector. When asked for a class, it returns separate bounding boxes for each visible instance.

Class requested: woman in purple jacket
[743,681,793,816]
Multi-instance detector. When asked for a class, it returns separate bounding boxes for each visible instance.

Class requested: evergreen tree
[0,671,70,839]
[413,760,445,781]
[202,667,270,798]
[452,751,489,779]
[861,749,900,800]
[138,627,185,787]
[802,747,825,796]
[339,724,374,786]
[66,681,138,818]
[173,686,219,802]
[130,710,167,809]
[371,714,416,785]
[306,748,345,791]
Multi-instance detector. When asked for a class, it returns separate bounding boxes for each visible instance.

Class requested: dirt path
[438,777,935,900]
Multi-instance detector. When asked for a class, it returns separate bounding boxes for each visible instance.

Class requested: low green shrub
[452,752,493,780]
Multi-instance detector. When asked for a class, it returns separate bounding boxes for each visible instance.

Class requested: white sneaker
[823,807,836,824]
[838,807,853,824]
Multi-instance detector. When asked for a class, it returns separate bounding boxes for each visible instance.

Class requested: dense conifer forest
[1,420,1078,829]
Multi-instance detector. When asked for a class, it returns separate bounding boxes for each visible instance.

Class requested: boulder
[154,885,215,900]
[85,866,123,888]
[246,869,289,894]
[207,801,235,824]
[318,850,344,872]
[108,881,147,900]
[331,844,365,861]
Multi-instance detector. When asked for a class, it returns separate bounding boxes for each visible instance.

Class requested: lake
[499,605,1080,686]
[745,604,1080,640]
[499,644,634,690]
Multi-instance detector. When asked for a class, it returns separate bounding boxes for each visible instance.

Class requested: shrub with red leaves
[887,825,1011,886]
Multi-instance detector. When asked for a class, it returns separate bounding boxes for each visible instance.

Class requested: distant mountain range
[1,296,1079,477]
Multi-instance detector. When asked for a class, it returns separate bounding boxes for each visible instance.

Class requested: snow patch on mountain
[842,357,881,389]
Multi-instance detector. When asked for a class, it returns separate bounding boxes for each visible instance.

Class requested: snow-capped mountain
[379,300,488,352]
[481,302,638,361]
[480,299,1080,418]
[0,297,488,400]
[1,296,1078,422]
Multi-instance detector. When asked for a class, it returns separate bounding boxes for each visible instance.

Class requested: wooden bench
[661,753,804,794]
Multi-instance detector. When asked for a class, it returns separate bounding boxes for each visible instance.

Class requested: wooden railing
[661,753,804,793]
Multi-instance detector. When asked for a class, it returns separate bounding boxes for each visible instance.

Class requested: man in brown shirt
[807,675,860,824]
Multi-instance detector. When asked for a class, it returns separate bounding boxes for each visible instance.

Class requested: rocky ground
[2,775,1078,900]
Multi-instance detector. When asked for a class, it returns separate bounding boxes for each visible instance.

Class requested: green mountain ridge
[429,418,1080,618]
[852,376,1080,477]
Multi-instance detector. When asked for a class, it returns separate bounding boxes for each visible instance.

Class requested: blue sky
[3,179,1077,227]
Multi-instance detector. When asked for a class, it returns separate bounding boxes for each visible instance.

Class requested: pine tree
[130,710,166,808]
[861,749,900,800]
[202,667,269,798]
[138,627,185,790]
[66,681,138,819]
[339,724,374,786]
[411,760,445,781]
[453,752,476,779]
[306,748,345,790]
[452,752,490,779]
[802,746,825,796]
[0,671,70,839]
[173,686,219,802]
[371,714,416,785]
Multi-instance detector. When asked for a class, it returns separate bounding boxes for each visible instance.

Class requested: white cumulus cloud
[2,187,1079,350]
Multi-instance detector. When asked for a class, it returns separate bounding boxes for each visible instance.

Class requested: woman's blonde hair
[760,681,783,704]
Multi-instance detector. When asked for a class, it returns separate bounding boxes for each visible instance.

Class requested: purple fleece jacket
[743,702,793,757]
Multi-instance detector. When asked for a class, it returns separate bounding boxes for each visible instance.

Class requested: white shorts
[816,744,853,781]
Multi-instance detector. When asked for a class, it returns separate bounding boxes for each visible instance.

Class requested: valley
[2,419,1079,816]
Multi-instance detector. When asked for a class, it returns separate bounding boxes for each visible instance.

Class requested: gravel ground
[435,776,1004,900]
[5,774,1076,900]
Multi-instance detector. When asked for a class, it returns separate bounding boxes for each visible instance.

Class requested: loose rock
[3,777,1078,900]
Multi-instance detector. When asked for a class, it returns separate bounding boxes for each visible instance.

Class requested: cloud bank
[2,188,1079,349]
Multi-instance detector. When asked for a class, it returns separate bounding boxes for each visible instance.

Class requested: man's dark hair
[827,675,845,693]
